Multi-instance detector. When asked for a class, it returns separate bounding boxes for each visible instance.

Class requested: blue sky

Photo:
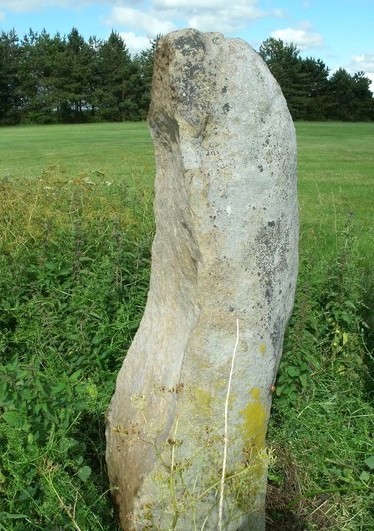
[1,0,373,87]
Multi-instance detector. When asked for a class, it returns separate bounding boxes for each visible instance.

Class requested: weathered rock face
[106,29,298,530]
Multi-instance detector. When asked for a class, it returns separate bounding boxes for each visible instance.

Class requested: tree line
[0,28,155,125]
[0,28,373,125]
[259,38,373,121]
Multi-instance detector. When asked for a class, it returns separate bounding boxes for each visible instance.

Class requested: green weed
[0,166,153,529]
[267,218,373,529]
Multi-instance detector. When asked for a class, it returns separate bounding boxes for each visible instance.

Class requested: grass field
[296,122,373,266]
[0,122,155,200]
[0,121,373,529]
[2,121,373,256]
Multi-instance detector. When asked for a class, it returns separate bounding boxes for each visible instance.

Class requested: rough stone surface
[106,29,298,530]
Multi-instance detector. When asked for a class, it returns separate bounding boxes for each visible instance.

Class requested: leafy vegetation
[267,221,373,529]
[0,28,373,125]
[0,122,373,529]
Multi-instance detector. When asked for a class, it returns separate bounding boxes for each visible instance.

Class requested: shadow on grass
[77,410,122,530]
[265,445,338,531]
[362,269,374,400]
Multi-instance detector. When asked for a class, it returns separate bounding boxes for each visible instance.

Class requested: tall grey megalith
[106,29,298,530]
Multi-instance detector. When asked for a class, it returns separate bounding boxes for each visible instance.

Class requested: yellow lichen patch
[234,387,269,507]
[259,343,267,355]
[192,386,213,416]
[240,387,268,453]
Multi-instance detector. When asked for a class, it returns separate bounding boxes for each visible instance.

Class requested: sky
[0,0,373,88]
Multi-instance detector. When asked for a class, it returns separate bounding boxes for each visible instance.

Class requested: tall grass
[0,122,373,529]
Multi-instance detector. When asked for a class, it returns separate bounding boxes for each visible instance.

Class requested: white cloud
[119,32,153,55]
[154,0,260,11]
[106,6,176,39]
[0,11,5,20]
[187,13,233,33]
[0,0,62,11]
[350,53,374,73]
[107,0,266,38]
[154,0,265,22]
[155,0,229,7]
[347,53,374,91]
[271,22,323,51]
[187,4,264,33]
[0,0,101,11]
[1,0,98,13]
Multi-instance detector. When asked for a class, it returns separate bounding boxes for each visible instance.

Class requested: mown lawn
[2,120,372,258]
[0,122,154,177]
[0,121,373,530]
[296,121,373,266]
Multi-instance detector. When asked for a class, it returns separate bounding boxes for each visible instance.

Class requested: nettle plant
[274,219,367,411]
[0,171,152,528]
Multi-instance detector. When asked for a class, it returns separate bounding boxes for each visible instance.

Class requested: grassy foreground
[0,122,373,529]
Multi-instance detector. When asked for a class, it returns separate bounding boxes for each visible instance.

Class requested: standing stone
[106,29,298,530]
